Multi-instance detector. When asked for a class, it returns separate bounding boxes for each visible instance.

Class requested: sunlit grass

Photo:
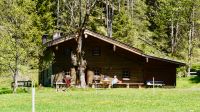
[0,77,200,112]
[0,87,200,112]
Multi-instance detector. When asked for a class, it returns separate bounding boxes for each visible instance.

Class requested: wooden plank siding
[52,39,77,75]
[39,30,185,87]
[48,36,144,85]
[144,58,177,86]
[83,35,144,83]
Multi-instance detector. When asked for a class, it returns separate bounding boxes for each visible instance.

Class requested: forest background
[0,0,200,86]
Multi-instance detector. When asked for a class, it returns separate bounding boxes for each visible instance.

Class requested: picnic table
[93,79,111,88]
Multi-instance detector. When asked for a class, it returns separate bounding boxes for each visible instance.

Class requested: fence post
[153,77,154,89]
[32,81,35,112]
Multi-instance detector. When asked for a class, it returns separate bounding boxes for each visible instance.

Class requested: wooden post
[127,83,129,88]
[153,77,155,94]
[32,81,35,112]
[146,57,149,63]
[153,77,154,89]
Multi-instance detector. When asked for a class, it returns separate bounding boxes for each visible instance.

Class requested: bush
[0,87,29,94]
[177,67,187,77]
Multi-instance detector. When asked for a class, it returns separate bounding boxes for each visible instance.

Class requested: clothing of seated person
[111,75,118,85]
[63,75,71,87]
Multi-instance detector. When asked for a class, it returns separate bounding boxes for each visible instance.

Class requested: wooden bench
[11,81,32,88]
[146,81,165,87]
[113,83,144,88]
[11,81,32,92]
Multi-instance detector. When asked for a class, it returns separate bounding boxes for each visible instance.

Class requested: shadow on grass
[0,88,29,94]
[0,88,12,94]
[189,76,200,83]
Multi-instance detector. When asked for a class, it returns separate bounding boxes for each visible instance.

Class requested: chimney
[42,34,48,44]
[53,32,61,40]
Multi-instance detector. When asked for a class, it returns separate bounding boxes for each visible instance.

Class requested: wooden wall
[39,35,178,86]
[144,58,177,86]
[48,36,145,84]
[83,36,144,83]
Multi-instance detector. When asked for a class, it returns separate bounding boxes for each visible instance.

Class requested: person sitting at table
[111,75,118,85]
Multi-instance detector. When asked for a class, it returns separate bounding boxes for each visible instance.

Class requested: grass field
[0,77,200,112]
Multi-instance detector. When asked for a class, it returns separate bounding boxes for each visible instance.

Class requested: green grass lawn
[0,77,200,112]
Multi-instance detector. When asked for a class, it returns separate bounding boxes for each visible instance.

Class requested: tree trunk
[77,31,86,88]
[171,13,174,54]
[70,5,74,26]
[174,21,179,53]
[76,0,97,88]
[118,0,120,12]
[13,68,18,93]
[13,38,19,93]
[130,0,133,19]
[106,0,109,36]
[56,0,60,30]
[188,6,195,77]
[188,28,192,77]
[110,0,114,37]
[79,59,86,88]
[127,0,130,12]
[79,0,82,27]
[107,0,114,37]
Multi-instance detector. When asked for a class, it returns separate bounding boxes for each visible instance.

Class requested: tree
[112,0,153,53]
[0,0,42,93]
[35,0,56,35]
[187,0,200,76]
[76,0,97,88]
[146,0,200,76]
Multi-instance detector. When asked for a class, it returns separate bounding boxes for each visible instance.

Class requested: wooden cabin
[39,29,185,87]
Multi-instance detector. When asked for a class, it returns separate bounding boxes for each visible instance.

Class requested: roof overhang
[46,34,76,47]
[145,55,186,66]
[44,29,186,66]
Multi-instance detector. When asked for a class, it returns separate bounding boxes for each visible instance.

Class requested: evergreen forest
[0,0,200,85]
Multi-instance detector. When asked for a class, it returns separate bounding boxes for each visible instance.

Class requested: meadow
[0,76,200,112]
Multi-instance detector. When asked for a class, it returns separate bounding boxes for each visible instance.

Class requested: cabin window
[92,47,101,56]
[122,70,130,78]
[94,69,101,75]
[64,48,71,55]
[65,71,70,75]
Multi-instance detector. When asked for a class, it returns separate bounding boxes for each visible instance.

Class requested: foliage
[192,64,200,70]
[0,0,200,82]
[0,0,42,72]
[147,0,200,61]
[112,0,154,54]
[35,0,56,35]
[0,0,43,92]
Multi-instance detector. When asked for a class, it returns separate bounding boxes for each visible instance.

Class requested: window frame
[92,47,101,56]
[94,68,101,75]
[122,70,131,78]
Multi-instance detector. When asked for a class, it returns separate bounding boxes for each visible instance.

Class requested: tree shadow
[0,88,12,94]
[189,76,200,83]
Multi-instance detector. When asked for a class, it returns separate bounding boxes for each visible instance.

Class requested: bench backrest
[11,81,32,87]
